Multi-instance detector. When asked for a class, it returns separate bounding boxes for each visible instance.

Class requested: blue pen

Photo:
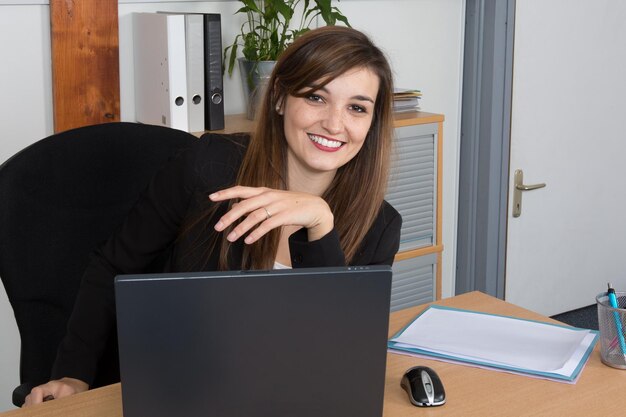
[607,283,626,359]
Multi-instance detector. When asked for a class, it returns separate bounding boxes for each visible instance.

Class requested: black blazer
[52,133,402,384]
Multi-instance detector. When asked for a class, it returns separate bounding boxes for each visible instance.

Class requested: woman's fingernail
[209,192,218,200]
[227,231,237,241]
[244,236,254,244]
[214,221,224,231]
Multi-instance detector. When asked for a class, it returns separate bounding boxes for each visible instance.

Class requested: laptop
[114,266,392,417]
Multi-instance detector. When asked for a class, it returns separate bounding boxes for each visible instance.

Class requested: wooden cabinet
[207,111,444,309]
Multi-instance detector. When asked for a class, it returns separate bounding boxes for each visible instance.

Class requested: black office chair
[0,122,197,407]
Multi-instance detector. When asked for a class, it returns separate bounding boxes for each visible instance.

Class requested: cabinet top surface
[193,111,444,136]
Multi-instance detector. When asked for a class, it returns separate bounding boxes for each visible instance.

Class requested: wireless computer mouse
[400,366,446,407]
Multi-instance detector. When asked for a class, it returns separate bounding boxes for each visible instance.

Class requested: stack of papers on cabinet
[388,305,599,383]
[393,88,422,113]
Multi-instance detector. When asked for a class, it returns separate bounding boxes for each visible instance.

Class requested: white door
[505,0,626,316]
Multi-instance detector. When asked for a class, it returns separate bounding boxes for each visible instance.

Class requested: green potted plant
[224,0,350,119]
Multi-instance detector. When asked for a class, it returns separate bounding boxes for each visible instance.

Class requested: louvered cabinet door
[387,120,442,308]
[390,254,437,311]
[388,123,438,251]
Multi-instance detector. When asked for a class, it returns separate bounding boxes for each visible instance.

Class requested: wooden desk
[5,291,623,416]
[383,292,626,416]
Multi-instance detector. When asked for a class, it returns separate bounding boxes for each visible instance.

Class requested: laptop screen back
[115,266,392,417]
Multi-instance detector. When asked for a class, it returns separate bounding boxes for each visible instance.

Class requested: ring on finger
[263,207,272,220]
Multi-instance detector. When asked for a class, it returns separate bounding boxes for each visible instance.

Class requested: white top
[273,261,292,270]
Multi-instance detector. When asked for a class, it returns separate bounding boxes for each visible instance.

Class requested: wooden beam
[50,0,120,133]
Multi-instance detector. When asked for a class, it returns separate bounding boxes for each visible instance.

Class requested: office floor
[551,304,598,330]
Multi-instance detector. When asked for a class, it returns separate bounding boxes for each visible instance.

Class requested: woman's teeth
[308,134,343,148]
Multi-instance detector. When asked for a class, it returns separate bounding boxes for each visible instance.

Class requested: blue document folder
[388,305,599,383]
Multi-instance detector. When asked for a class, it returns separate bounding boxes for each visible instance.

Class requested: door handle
[513,169,546,218]
[515,183,546,191]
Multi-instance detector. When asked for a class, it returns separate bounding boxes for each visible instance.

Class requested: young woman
[25,25,401,405]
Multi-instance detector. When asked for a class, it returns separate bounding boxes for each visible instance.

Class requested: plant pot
[238,58,276,120]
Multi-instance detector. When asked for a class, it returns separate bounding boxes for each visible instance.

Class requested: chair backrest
[0,122,197,389]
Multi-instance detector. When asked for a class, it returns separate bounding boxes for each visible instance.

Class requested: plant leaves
[331,9,351,27]
[239,0,261,13]
[314,0,333,24]
[273,0,294,20]
[226,43,239,76]
[224,0,351,67]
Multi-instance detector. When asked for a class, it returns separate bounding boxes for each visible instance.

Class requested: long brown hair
[218,26,395,270]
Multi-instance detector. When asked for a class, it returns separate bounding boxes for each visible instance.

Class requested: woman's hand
[23,377,89,406]
[209,186,334,243]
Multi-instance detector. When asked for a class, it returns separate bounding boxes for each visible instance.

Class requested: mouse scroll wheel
[425,382,433,394]
[421,370,435,402]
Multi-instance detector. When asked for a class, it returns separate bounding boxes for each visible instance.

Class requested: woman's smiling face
[281,66,380,184]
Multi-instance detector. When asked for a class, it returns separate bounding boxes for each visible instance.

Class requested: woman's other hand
[23,377,89,406]
[209,186,334,243]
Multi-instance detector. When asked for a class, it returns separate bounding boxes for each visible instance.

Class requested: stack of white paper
[388,305,598,383]
[393,88,421,113]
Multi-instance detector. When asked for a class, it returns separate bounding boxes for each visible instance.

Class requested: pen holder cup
[596,292,626,369]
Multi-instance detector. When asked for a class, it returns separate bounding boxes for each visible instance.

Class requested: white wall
[0,5,52,412]
[0,0,464,411]
[0,5,53,166]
